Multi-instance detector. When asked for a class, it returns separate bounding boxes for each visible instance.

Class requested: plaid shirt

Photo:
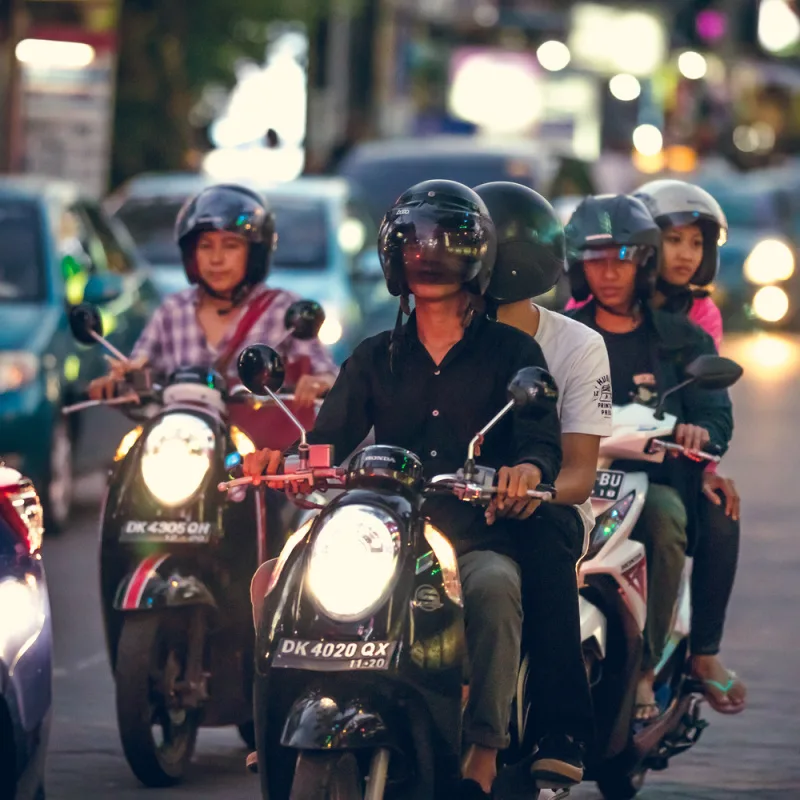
[132,284,337,385]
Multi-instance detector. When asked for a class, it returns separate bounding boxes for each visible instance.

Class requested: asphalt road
[43,332,800,799]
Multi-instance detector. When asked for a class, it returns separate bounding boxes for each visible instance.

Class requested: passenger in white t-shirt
[474,181,611,790]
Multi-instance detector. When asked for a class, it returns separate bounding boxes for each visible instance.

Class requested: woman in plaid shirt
[89,184,337,406]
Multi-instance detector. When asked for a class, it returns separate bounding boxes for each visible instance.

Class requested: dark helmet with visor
[378,179,497,298]
[175,184,276,300]
[474,181,566,304]
[565,194,661,305]
[633,179,727,287]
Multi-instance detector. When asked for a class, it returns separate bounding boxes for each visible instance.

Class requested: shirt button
[434,370,441,376]
[432,410,440,417]
[431,450,438,457]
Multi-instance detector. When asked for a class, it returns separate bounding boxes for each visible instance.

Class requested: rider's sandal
[632,702,660,726]
[245,751,259,774]
[696,670,746,715]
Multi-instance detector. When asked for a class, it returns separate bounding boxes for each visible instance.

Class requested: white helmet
[633,180,727,287]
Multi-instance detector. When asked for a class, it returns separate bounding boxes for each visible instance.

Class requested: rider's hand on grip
[487,463,542,525]
[674,423,711,458]
[242,448,284,483]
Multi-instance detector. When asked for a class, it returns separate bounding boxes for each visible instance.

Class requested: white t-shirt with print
[533,305,612,544]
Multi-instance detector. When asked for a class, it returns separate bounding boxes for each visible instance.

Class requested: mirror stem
[89,330,130,363]
[263,387,309,465]
[653,377,693,420]
[465,399,514,478]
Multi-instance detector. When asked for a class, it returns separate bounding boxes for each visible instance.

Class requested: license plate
[120,520,214,543]
[272,639,397,672]
[592,469,625,501]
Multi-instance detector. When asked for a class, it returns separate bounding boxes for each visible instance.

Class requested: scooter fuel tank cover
[346,445,424,492]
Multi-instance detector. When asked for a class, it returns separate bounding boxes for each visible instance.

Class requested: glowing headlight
[306,504,400,622]
[585,491,636,561]
[140,413,214,506]
[0,575,47,666]
[230,425,256,455]
[318,314,343,345]
[0,352,39,393]
[752,285,790,323]
[743,239,795,284]
[115,426,143,461]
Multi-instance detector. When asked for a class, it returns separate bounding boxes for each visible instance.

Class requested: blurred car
[337,136,595,320]
[0,177,160,531]
[0,466,52,800]
[699,171,800,329]
[106,172,381,364]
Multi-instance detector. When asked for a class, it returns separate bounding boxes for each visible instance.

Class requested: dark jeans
[517,503,595,748]
[690,492,741,655]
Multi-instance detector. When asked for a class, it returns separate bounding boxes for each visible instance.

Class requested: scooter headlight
[140,413,215,506]
[306,504,401,622]
[585,491,636,560]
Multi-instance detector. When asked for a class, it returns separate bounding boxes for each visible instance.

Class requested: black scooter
[218,343,559,800]
[62,300,324,787]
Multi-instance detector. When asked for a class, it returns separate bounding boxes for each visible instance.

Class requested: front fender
[281,689,399,751]
[113,554,218,611]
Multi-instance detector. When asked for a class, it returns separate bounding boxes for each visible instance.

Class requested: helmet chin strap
[594,296,642,319]
[199,279,252,315]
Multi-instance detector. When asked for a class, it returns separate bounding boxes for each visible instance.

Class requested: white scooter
[511,353,743,800]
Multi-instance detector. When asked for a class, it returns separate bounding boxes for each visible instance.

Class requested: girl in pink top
[568,180,746,714]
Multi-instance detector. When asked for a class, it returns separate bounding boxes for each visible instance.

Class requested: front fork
[170,608,209,710]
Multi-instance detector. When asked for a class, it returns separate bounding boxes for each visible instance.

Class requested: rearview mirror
[284,300,325,340]
[685,355,743,391]
[237,345,286,395]
[83,272,124,305]
[68,303,103,346]
[507,367,559,415]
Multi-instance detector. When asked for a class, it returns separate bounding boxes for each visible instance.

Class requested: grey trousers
[459,550,522,750]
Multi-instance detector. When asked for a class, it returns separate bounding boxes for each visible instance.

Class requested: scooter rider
[88,184,336,407]
[244,179,568,798]
[634,179,746,714]
[563,194,734,723]
[474,181,610,770]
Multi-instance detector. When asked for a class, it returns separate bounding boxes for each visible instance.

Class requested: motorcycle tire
[289,752,362,800]
[596,765,646,800]
[115,611,202,787]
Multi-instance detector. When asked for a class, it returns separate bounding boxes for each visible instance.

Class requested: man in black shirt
[245,181,586,797]
[564,194,733,724]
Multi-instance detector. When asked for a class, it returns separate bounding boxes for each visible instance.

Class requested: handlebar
[217,470,557,505]
[651,439,721,464]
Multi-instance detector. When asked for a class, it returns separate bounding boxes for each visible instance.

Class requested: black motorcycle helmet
[175,184,276,304]
[378,179,497,298]
[473,181,566,305]
[565,194,661,307]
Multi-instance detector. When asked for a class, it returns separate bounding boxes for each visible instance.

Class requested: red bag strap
[215,289,280,375]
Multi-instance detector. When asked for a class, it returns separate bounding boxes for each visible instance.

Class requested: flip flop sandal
[632,702,661,726]
[697,670,746,715]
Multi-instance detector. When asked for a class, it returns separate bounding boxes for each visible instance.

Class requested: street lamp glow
[16,39,95,69]
[632,124,663,156]
[752,285,790,323]
[536,41,571,72]
[609,73,641,101]
[758,0,800,53]
[678,51,708,80]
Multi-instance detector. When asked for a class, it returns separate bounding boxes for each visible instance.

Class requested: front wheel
[289,752,362,800]
[596,765,646,800]
[115,611,204,787]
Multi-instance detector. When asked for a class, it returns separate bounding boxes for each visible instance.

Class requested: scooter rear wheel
[289,752,362,800]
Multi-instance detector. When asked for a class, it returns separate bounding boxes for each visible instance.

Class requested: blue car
[0,467,52,800]
[107,173,383,364]
[0,177,160,531]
